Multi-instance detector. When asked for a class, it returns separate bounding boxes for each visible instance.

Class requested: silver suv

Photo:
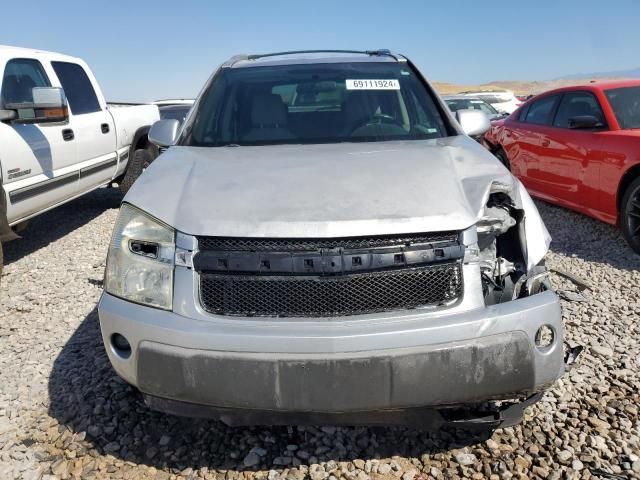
[98,50,570,428]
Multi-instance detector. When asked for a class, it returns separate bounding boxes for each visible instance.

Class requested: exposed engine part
[477,205,516,238]
[479,192,532,305]
[512,270,550,300]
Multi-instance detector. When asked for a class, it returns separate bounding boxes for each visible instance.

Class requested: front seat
[341,91,378,135]
[242,93,296,142]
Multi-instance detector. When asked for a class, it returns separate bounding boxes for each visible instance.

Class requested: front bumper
[98,288,565,423]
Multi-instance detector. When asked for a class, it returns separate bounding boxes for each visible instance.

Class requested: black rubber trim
[136,332,535,413]
[79,157,117,178]
[8,171,79,204]
[194,245,465,275]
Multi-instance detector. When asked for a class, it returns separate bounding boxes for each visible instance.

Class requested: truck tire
[119,149,152,195]
[0,241,3,282]
[621,176,640,254]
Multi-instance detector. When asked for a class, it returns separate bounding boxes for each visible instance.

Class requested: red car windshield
[605,86,640,129]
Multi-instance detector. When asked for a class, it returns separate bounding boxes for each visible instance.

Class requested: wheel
[0,241,3,282]
[495,148,511,171]
[119,149,153,195]
[621,176,640,254]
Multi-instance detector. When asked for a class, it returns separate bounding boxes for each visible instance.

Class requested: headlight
[104,203,175,310]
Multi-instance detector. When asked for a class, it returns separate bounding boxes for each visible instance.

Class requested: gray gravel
[1,188,639,480]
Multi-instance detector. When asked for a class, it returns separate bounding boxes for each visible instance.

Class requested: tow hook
[564,344,583,371]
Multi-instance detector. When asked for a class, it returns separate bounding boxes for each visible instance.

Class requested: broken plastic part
[564,344,583,370]
[525,270,549,296]
[550,268,592,291]
[558,290,588,302]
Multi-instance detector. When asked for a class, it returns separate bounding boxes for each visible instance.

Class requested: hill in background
[434,67,640,96]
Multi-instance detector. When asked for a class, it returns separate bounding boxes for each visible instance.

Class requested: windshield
[181,62,450,147]
[605,86,640,129]
[446,98,498,115]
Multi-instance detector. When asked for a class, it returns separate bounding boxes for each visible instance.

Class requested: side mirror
[149,119,180,147]
[568,115,603,129]
[1,87,68,124]
[456,109,491,137]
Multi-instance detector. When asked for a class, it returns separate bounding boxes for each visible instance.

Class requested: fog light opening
[111,333,132,359]
[535,325,555,349]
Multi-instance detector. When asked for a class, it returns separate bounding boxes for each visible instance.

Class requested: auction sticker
[346,79,400,90]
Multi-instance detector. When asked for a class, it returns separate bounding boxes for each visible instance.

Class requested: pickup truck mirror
[149,119,180,147]
[456,109,491,137]
[1,87,68,124]
[568,115,603,129]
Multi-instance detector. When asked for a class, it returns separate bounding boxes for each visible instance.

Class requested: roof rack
[245,49,399,61]
[222,54,250,67]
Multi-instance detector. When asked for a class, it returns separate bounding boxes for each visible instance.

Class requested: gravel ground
[0,188,639,480]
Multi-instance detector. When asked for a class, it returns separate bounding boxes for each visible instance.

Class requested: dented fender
[476,176,551,274]
[512,179,552,272]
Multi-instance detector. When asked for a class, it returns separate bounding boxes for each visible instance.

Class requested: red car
[482,80,640,253]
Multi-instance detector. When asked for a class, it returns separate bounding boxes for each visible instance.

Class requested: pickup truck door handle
[541,139,550,147]
[62,129,74,141]
[101,123,110,134]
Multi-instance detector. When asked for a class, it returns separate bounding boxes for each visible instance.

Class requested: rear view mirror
[568,115,602,129]
[456,109,491,137]
[2,87,69,124]
[149,119,180,147]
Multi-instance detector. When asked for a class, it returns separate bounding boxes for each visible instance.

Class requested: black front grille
[198,232,459,252]
[199,261,463,317]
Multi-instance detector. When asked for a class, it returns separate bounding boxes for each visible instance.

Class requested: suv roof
[224,49,407,69]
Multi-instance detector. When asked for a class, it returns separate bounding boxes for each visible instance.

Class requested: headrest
[251,93,288,127]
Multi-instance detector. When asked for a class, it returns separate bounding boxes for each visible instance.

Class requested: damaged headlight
[104,204,175,310]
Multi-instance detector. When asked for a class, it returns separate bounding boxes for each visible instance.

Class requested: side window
[1,58,51,105]
[553,92,605,128]
[524,95,558,125]
[517,105,530,122]
[51,61,100,115]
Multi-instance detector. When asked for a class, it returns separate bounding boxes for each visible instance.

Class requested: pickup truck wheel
[0,242,3,282]
[495,148,511,171]
[119,149,152,195]
[621,177,640,254]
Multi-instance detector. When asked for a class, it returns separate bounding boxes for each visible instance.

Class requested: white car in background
[0,45,159,275]
[443,96,508,122]
[155,100,195,128]
[458,90,522,114]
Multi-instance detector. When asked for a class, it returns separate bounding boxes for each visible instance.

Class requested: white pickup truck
[0,45,159,274]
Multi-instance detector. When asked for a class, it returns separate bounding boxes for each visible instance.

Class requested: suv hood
[126,137,514,238]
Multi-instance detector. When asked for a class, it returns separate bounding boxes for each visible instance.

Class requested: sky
[3,0,640,102]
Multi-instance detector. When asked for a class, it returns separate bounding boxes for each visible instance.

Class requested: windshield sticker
[346,79,400,90]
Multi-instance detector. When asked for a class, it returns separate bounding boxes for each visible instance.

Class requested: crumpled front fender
[513,179,551,272]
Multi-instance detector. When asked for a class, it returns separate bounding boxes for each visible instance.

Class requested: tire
[0,241,3,282]
[119,149,153,195]
[621,176,640,254]
[495,148,511,171]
